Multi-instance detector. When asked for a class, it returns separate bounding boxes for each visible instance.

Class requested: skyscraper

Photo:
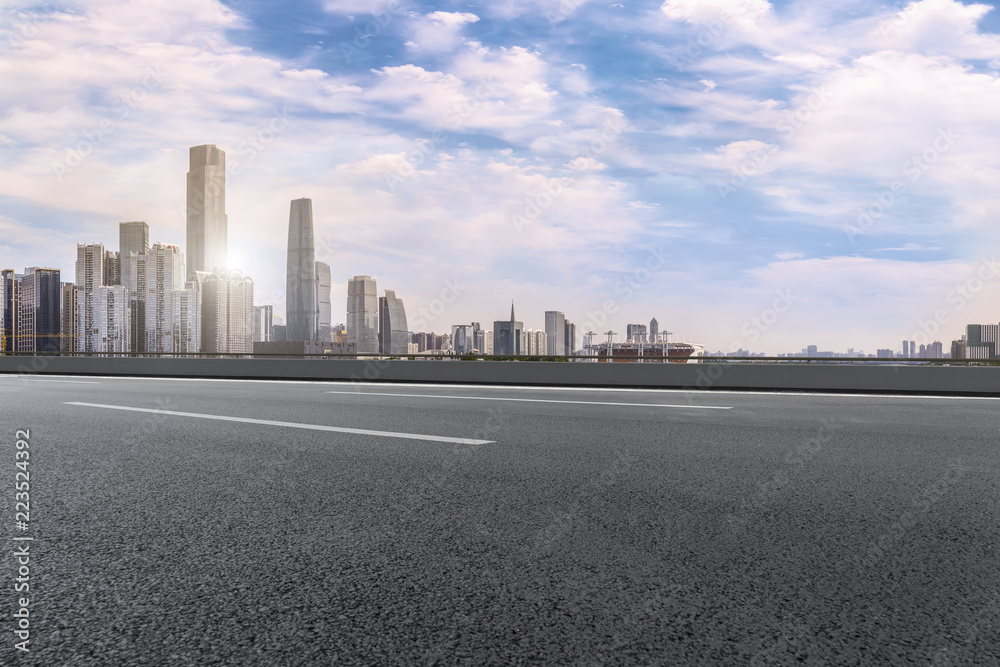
[119,221,149,285]
[172,287,201,354]
[194,268,254,354]
[76,243,107,354]
[144,243,184,354]
[119,221,150,352]
[315,260,331,343]
[650,318,659,344]
[1,270,13,353]
[13,268,61,353]
[493,303,523,356]
[253,305,273,343]
[60,283,77,355]
[95,285,130,354]
[545,311,565,358]
[379,290,409,355]
[286,198,317,342]
[347,276,379,354]
[186,145,228,280]
[565,320,577,355]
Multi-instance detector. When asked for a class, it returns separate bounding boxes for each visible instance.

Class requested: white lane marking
[11,378,101,384]
[324,391,733,410]
[64,402,494,445]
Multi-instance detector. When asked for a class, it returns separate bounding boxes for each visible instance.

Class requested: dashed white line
[64,402,493,445]
[324,391,733,410]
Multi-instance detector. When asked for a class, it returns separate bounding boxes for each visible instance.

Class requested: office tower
[493,303,523,356]
[103,250,120,286]
[172,286,201,354]
[14,268,61,353]
[545,311,565,358]
[316,260,331,342]
[95,285,130,354]
[272,325,287,343]
[60,283,77,355]
[186,145,228,281]
[1,270,13,353]
[76,243,107,354]
[951,339,965,360]
[347,276,378,354]
[378,290,409,355]
[286,198,317,342]
[473,325,485,354]
[485,330,494,355]
[565,321,577,355]
[193,268,254,354]
[118,220,148,285]
[902,340,909,358]
[650,318,659,344]
[627,323,647,344]
[909,340,916,358]
[253,305,273,343]
[965,324,998,359]
[144,243,184,354]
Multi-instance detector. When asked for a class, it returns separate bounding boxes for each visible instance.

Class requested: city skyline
[3,0,1000,354]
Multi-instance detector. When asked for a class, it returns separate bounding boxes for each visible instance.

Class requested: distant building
[493,303,524,356]
[253,305,273,343]
[526,329,547,355]
[965,324,998,359]
[60,283,78,355]
[565,321,577,355]
[172,286,200,354]
[193,268,254,354]
[315,260,331,342]
[626,324,648,344]
[272,325,287,343]
[286,198,317,342]
[347,276,378,354]
[876,348,893,358]
[103,250,120,286]
[650,318,659,344]
[76,243,109,354]
[1,268,60,353]
[545,311,565,357]
[378,290,409,355]
[951,339,965,360]
[186,145,228,281]
[902,340,909,358]
[144,243,185,354]
[95,285,130,354]
[451,322,481,355]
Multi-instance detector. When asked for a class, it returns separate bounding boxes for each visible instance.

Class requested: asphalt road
[0,375,998,665]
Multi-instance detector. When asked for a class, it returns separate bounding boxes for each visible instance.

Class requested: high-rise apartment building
[286,198,317,342]
[194,268,254,354]
[186,145,228,281]
[119,221,150,352]
[76,243,107,354]
[545,311,565,358]
[347,276,378,354]
[144,243,184,354]
[172,287,201,354]
[253,305,273,343]
[103,250,120,286]
[526,329,547,356]
[316,260,331,343]
[378,290,409,355]
[60,283,77,355]
[95,285,130,354]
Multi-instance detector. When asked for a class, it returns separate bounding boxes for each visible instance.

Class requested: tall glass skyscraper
[186,145,228,281]
[379,290,408,355]
[545,311,565,358]
[347,276,378,354]
[286,198,317,343]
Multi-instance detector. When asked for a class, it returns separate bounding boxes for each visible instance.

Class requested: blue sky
[2,0,1000,353]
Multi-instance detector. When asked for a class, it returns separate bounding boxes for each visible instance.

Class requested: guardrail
[2,353,1000,395]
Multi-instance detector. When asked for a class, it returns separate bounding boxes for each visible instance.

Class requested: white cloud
[406,11,479,53]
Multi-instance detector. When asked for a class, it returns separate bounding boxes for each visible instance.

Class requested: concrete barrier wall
[2,356,1000,395]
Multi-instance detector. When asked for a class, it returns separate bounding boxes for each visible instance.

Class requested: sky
[2,0,1000,354]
